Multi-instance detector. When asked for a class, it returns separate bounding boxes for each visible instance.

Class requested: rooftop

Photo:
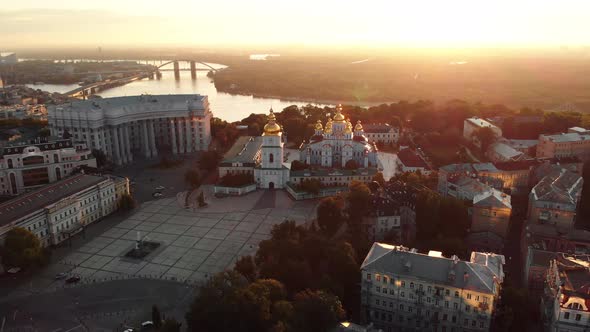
[397,148,429,169]
[0,138,77,157]
[361,243,505,294]
[221,136,262,166]
[51,94,208,117]
[363,123,396,133]
[531,168,583,205]
[290,167,378,177]
[465,117,500,129]
[490,142,523,160]
[0,174,110,224]
[473,188,511,209]
[541,132,590,143]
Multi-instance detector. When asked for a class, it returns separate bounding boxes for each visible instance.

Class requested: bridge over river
[65,60,219,98]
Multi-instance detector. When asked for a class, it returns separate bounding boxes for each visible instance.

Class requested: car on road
[65,275,81,284]
[54,272,68,280]
[123,329,134,332]
[141,321,155,331]
[152,192,163,198]
[155,186,165,191]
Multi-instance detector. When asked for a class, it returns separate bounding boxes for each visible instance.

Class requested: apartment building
[360,243,505,332]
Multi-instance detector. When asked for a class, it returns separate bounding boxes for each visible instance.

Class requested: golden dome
[315,120,323,131]
[354,120,363,131]
[324,118,333,134]
[333,104,345,122]
[344,121,353,134]
[263,108,281,136]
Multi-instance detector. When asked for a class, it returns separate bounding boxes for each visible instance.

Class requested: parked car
[55,272,68,280]
[65,275,81,284]
[152,192,163,198]
[141,321,154,331]
[155,186,165,191]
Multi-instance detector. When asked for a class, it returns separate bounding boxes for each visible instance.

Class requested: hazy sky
[2,0,589,48]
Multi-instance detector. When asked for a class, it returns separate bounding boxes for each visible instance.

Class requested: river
[26,61,331,122]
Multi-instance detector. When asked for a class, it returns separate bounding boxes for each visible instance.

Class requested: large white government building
[0,138,96,196]
[48,95,212,165]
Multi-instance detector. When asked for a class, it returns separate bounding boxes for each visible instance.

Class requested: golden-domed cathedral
[224,106,379,194]
[300,105,378,168]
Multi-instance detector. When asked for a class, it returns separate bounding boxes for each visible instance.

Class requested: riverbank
[244,92,395,108]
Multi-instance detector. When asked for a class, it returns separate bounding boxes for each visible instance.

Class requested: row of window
[368,273,489,304]
[374,297,483,314]
[369,308,486,329]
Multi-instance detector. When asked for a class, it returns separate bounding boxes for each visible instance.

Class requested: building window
[454,291,459,297]
[575,314,581,321]
[564,312,570,319]
[269,153,274,163]
[366,273,371,281]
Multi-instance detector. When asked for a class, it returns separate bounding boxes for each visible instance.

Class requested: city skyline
[2,0,590,48]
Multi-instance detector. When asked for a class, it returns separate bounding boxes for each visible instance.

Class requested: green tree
[197,191,206,207]
[372,172,385,186]
[297,179,322,194]
[151,305,162,328]
[186,271,288,332]
[118,193,135,211]
[234,255,257,282]
[346,181,371,223]
[316,196,345,237]
[291,289,345,332]
[186,271,249,332]
[184,169,201,189]
[1,227,44,269]
[344,159,359,170]
[290,160,308,172]
[38,127,50,138]
[91,149,107,168]
[472,126,497,153]
[199,150,222,171]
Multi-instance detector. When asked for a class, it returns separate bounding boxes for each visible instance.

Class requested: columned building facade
[48,95,212,165]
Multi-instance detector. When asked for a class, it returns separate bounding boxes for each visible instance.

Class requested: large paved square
[52,186,317,286]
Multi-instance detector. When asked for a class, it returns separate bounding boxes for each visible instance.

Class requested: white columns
[170,119,178,154]
[149,119,157,157]
[142,120,150,158]
[112,125,121,165]
[185,118,192,153]
[177,118,185,154]
[124,124,132,163]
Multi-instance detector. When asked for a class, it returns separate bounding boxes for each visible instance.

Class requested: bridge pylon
[190,61,197,79]
[173,61,180,80]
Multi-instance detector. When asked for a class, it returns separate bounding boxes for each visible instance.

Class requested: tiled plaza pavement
[40,188,317,290]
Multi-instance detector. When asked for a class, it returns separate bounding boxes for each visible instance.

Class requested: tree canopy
[316,196,345,237]
[1,227,46,269]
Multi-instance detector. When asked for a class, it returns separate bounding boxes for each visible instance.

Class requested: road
[0,279,196,331]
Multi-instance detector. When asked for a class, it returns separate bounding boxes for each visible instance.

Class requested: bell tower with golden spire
[257,107,287,189]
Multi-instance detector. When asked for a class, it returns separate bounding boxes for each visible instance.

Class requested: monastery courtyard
[14,187,317,296]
